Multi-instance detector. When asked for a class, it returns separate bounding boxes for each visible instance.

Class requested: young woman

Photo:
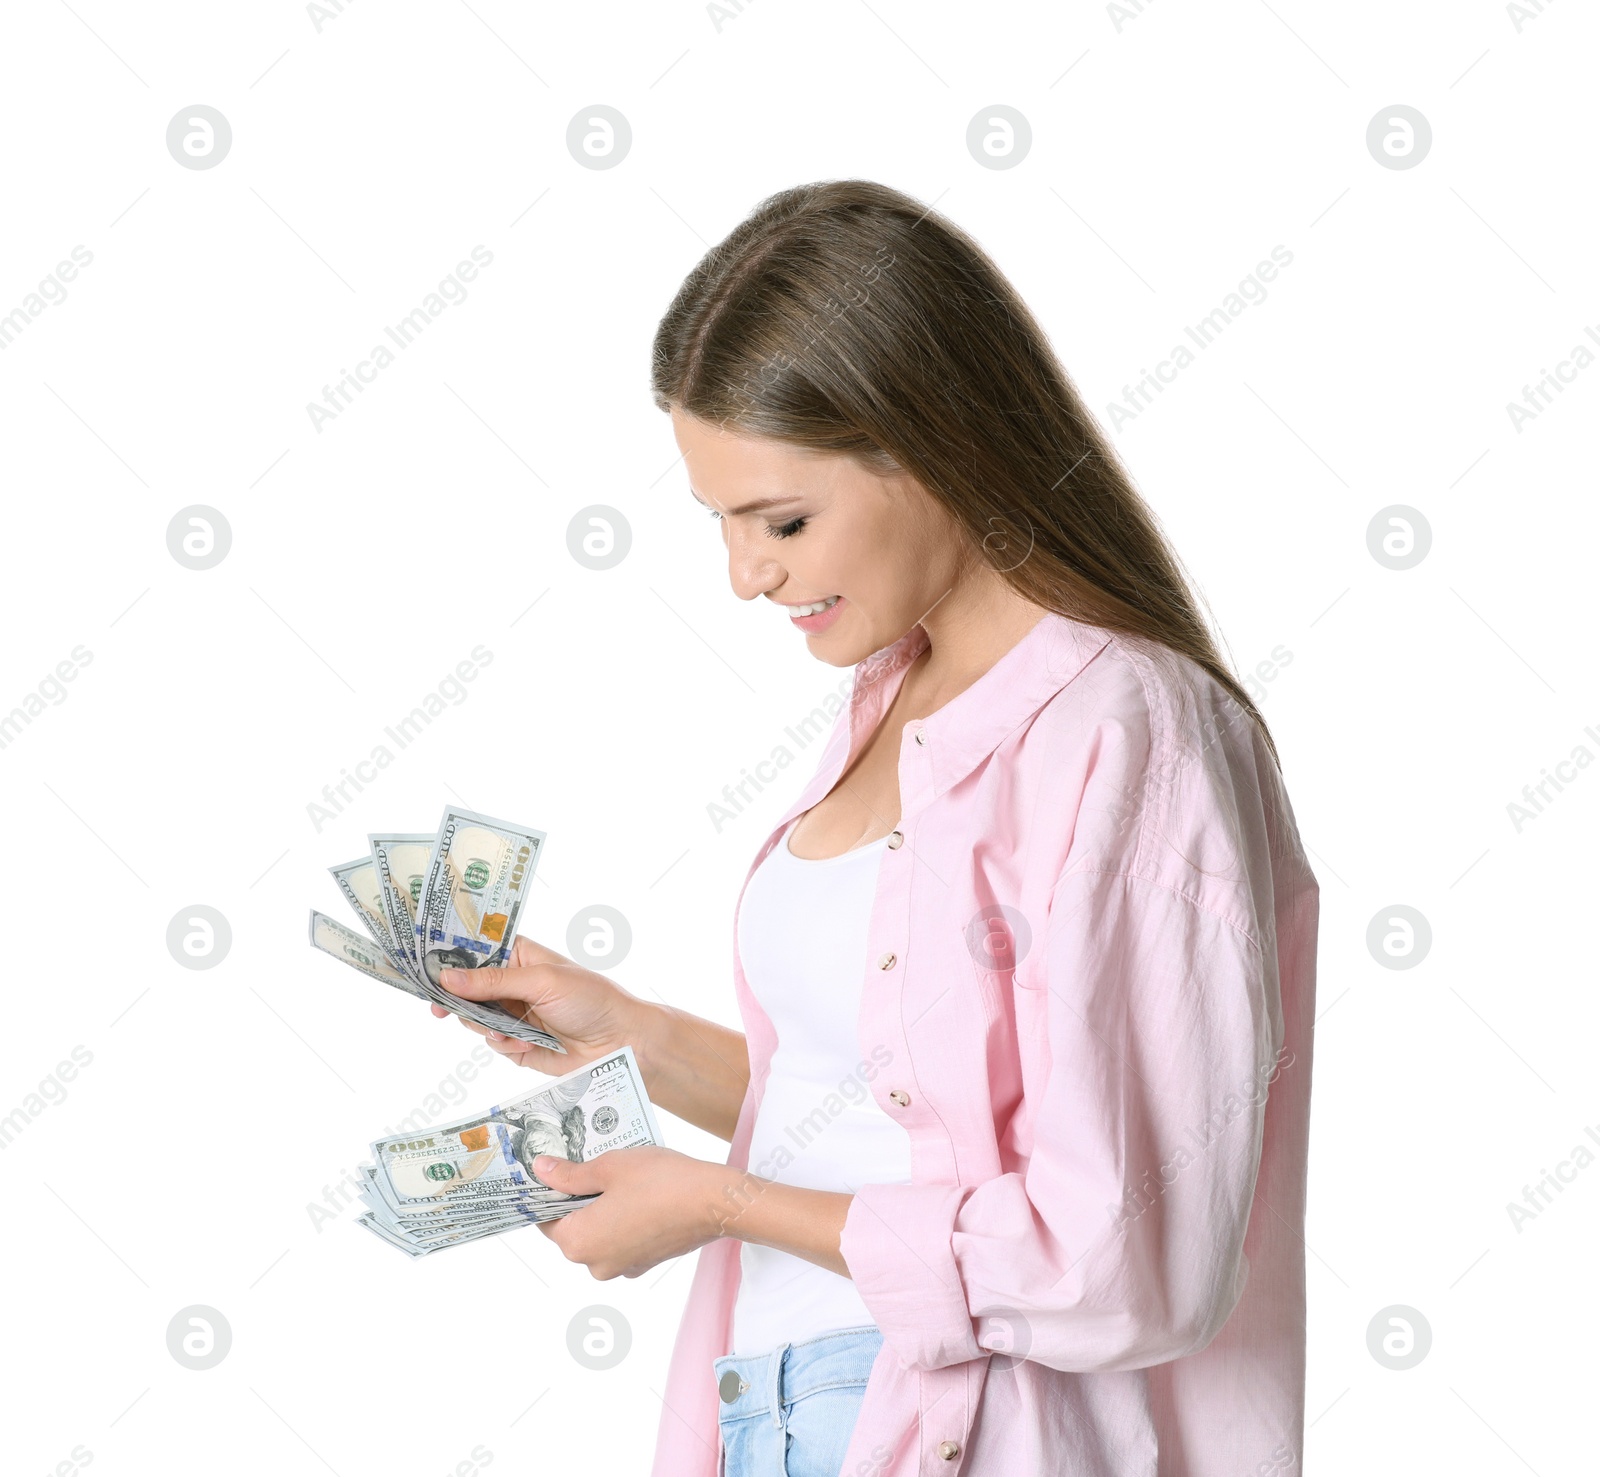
[435,180,1319,1477]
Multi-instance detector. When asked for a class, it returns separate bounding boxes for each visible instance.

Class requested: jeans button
[718,1370,748,1402]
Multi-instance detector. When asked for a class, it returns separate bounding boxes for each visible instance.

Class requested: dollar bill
[361,1188,564,1237]
[328,857,404,968]
[309,909,565,1050]
[357,1209,569,1257]
[309,911,431,1002]
[358,1171,566,1231]
[413,807,546,989]
[369,1046,660,1220]
[369,834,434,975]
[311,811,566,1050]
[364,1170,576,1218]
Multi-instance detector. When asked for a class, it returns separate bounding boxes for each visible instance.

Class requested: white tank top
[730,816,914,1356]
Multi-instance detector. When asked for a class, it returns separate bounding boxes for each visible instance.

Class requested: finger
[487,996,538,1023]
[487,1037,561,1069]
[445,957,568,1013]
[531,1154,601,1194]
[510,934,572,970]
[429,1004,449,1018]
[510,1043,568,1071]
[441,961,524,1002]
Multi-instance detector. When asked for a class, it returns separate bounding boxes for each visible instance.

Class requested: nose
[724,524,784,603]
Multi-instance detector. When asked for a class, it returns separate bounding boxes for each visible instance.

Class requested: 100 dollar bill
[308,909,565,1051]
[328,856,406,971]
[309,911,430,1001]
[369,834,433,975]
[413,807,546,989]
[370,1045,660,1217]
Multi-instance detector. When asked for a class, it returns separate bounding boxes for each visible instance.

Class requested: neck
[908,563,1050,707]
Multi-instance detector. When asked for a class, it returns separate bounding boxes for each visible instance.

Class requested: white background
[1,1,1595,1473]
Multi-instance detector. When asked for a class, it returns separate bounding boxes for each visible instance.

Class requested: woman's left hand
[533,1146,729,1279]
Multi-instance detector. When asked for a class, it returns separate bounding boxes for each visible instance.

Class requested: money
[328,857,405,969]
[309,911,430,1003]
[370,1046,658,1214]
[350,1046,663,1257]
[369,834,433,974]
[413,807,545,988]
[309,807,564,1052]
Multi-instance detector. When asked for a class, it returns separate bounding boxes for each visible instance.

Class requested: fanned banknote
[369,1046,659,1215]
[413,806,546,987]
[353,1046,663,1257]
[308,807,563,1051]
[369,834,433,974]
[328,856,405,970]
[309,911,430,1002]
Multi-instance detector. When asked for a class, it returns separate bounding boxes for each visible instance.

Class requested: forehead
[671,408,832,508]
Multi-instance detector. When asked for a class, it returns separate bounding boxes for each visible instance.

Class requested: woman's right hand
[431,934,654,1077]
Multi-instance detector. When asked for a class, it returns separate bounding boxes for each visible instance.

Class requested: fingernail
[440,969,464,987]
[533,1156,557,1173]
[488,1031,505,1041]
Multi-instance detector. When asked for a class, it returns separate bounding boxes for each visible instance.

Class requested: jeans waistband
[712,1325,883,1428]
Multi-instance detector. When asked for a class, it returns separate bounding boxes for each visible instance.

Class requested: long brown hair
[650,179,1278,769]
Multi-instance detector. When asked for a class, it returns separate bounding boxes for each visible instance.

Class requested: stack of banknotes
[309,805,564,1049]
[306,805,665,1255]
[356,1045,665,1256]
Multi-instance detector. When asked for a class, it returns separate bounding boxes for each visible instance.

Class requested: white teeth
[788,595,840,617]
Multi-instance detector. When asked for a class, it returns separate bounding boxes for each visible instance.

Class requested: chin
[811,632,877,667]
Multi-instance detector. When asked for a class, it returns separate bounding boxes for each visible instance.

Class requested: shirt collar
[775,612,1111,833]
[860,612,1111,799]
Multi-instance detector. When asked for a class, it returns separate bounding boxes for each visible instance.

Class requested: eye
[765,517,807,540]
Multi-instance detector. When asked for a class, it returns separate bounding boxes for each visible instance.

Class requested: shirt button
[938,1440,960,1460]
[886,830,904,849]
[888,1089,909,1107]
[914,730,927,745]
[878,951,897,970]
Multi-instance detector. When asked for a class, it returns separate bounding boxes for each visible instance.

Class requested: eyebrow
[688,487,805,516]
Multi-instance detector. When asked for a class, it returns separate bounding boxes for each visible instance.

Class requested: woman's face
[670,407,968,667]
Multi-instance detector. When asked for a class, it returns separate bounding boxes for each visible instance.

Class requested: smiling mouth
[780,595,841,617]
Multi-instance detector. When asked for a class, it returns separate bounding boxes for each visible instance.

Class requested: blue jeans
[713,1325,883,1477]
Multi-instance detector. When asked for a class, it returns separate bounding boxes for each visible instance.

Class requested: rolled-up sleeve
[839,864,1281,1375]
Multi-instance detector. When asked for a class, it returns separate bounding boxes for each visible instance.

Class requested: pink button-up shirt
[650,612,1319,1477]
